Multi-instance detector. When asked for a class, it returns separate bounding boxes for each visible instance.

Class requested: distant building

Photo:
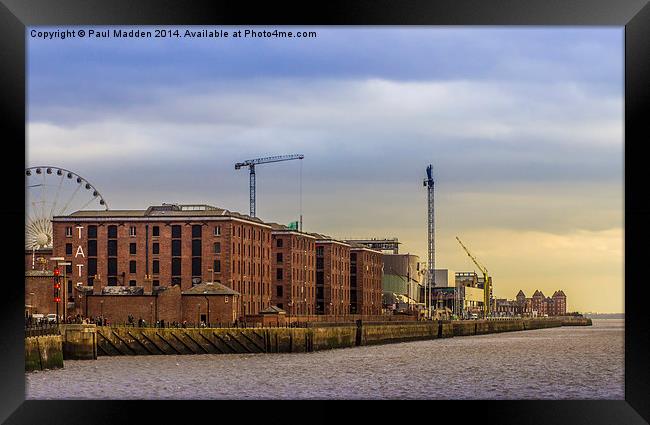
[381,253,423,310]
[344,238,400,254]
[433,269,455,287]
[455,272,488,317]
[313,234,351,315]
[349,245,383,315]
[514,289,567,317]
[269,223,316,315]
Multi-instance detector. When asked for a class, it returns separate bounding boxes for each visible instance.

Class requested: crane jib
[234,154,304,217]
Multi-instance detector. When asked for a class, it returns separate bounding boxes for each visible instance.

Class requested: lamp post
[57,261,71,321]
[150,301,153,327]
[197,303,201,327]
[100,300,104,321]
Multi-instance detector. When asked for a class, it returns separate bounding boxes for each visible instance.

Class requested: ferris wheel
[25,166,109,250]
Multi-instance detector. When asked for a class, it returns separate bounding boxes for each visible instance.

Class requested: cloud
[28,77,622,184]
[26,27,623,312]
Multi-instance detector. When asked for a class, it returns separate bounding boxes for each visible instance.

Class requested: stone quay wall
[59,324,98,360]
[25,335,64,372]
[91,317,585,357]
[560,317,593,326]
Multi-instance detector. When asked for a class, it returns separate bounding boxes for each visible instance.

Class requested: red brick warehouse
[349,245,383,316]
[51,204,273,316]
[269,223,316,315]
[313,234,351,315]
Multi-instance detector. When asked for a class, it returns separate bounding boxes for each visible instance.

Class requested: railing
[25,323,60,338]
[105,321,324,329]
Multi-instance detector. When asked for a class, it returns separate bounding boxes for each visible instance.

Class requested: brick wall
[271,231,316,315]
[86,294,156,324]
[316,241,350,315]
[25,273,58,317]
[352,248,383,316]
[181,294,238,325]
[52,216,272,316]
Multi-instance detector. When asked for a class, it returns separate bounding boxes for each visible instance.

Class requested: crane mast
[423,164,435,318]
[235,154,304,219]
[455,236,491,317]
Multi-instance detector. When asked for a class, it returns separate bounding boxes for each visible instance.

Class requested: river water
[26,319,623,400]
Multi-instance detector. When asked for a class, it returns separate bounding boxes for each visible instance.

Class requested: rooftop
[182,282,240,296]
[309,232,350,245]
[55,203,267,225]
[260,305,286,315]
[266,222,316,237]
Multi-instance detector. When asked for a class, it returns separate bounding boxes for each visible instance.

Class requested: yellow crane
[456,236,492,317]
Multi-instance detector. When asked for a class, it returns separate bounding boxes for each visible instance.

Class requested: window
[108,258,117,276]
[172,258,181,276]
[65,264,73,275]
[107,240,117,256]
[108,276,117,286]
[213,259,221,273]
[152,242,159,255]
[88,240,97,256]
[171,277,181,286]
[276,238,283,248]
[213,242,221,254]
[277,285,283,297]
[65,243,72,255]
[129,226,136,237]
[192,257,201,277]
[276,268,283,280]
[192,239,202,256]
[88,225,97,238]
[129,261,136,274]
[172,239,182,256]
[171,225,181,238]
[65,227,72,237]
[214,226,221,236]
[130,243,137,255]
[87,259,97,277]
[108,225,117,238]
[152,226,160,237]
[129,280,136,287]
[153,280,160,287]
[276,253,283,263]
[152,260,159,274]
[277,303,283,309]
[316,246,324,256]
[192,224,202,238]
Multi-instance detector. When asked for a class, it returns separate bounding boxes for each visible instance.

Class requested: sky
[26,27,624,313]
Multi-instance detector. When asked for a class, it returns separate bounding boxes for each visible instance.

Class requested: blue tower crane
[235,154,304,219]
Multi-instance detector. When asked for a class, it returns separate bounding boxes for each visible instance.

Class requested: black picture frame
[2,1,648,424]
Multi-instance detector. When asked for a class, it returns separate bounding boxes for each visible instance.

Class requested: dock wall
[25,335,64,372]
[560,317,593,326]
[59,324,98,360]
[93,318,584,357]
